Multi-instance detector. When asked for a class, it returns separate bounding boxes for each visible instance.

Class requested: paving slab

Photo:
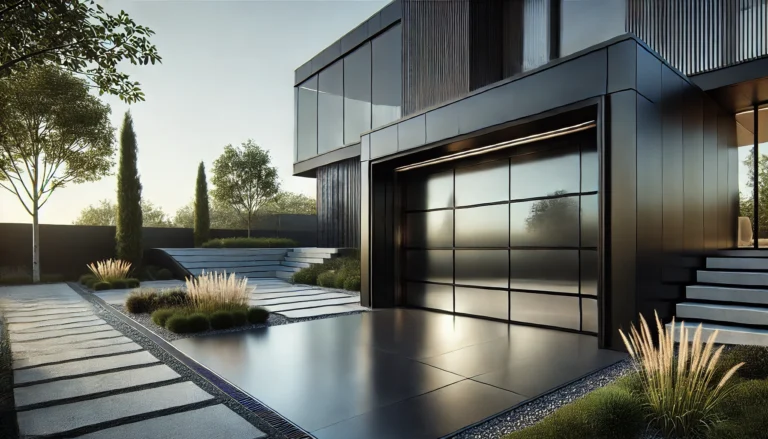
[14,351,159,385]
[10,324,113,342]
[12,336,135,358]
[8,315,101,330]
[1,303,89,312]
[251,286,308,293]
[17,381,214,437]
[277,304,368,319]
[76,404,266,439]
[6,311,93,323]
[250,291,342,301]
[14,364,180,408]
[13,319,107,334]
[12,329,123,349]
[13,342,143,369]
[265,297,360,312]
[4,307,91,318]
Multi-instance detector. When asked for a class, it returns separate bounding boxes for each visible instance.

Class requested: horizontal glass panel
[510,196,579,247]
[456,204,509,248]
[510,291,580,330]
[581,194,598,247]
[406,282,453,312]
[405,250,453,284]
[581,250,597,296]
[456,286,508,320]
[406,171,454,211]
[581,137,598,192]
[344,43,372,145]
[581,297,598,333]
[455,159,509,206]
[372,24,402,128]
[406,211,453,248]
[510,250,578,294]
[318,59,343,154]
[297,76,318,161]
[455,250,508,288]
[510,147,580,199]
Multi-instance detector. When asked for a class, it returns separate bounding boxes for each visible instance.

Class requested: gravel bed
[79,297,288,439]
[451,359,639,439]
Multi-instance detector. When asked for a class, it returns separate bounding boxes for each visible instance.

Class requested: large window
[344,43,372,145]
[737,105,768,248]
[560,0,626,57]
[297,76,318,161]
[318,60,343,154]
[372,24,402,128]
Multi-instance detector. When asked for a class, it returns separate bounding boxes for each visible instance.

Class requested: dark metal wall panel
[682,87,705,253]
[317,158,361,248]
[703,101,720,248]
[627,0,768,76]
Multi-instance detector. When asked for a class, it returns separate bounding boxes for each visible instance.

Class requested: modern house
[293,0,768,350]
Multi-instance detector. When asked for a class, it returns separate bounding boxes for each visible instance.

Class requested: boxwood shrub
[93,281,112,291]
[165,314,190,334]
[231,310,247,326]
[247,306,269,324]
[187,313,210,332]
[209,311,234,330]
[719,345,768,380]
[125,278,140,288]
[291,264,324,285]
[151,308,175,327]
[343,275,361,292]
[79,274,96,285]
[317,271,337,288]
[155,289,188,309]
[202,237,298,248]
[708,379,768,439]
[125,290,156,314]
[110,279,128,289]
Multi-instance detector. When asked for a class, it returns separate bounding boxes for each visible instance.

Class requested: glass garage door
[402,131,598,333]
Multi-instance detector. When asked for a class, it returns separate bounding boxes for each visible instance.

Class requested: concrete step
[686,285,768,305]
[282,261,311,268]
[707,257,768,271]
[291,248,340,254]
[172,255,284,263]
[667,321,768,347]
[676,302,768,326]
[275,271,294,280]
[284,256,325,264]
[287,251,332,260]
[697,270,768,287]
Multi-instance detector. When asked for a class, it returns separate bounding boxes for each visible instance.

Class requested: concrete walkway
[0,283,266,439]
[96,278,367,319]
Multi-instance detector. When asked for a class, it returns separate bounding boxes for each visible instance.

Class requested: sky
[0,0,387,225]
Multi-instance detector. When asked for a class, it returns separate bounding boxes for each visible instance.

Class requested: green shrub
[155,268,173,280]
[125,278,140,288]
[165,314,190,333]
[110,279,128,289]
[79,274,96,285]
[151,308,175,327]
[614,372,644,396]
[343,275,361,292]
[93,281,112,291]
[187,313,210,332]
[201,237,298,248]
[719,346,768,380]
[317,271,337,288]
[505,386,644,439]
[708,379,768,439]
[209,311,234,330]
[85,276,100,288]
[291,264,323,285]
[232,310,247,326]
[125,289,158,314]
[247,306,269,324]
[154,289,188,309]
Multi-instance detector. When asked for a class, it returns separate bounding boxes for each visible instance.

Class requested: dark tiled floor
[172,309,626,438]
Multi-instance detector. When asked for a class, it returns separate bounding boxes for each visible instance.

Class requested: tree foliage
[211,140,279,236]
[194,161,210,246]
[115,111,143,265]
[0,0,161,103]
[74,199,171,227]
[261,191,316,215]
[0,65,114,281]
[525,190,579,240]
[173,198,245,230]
[739,147,768,234]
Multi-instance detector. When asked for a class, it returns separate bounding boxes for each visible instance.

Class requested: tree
[739,147,768,235]
[0,0,161,103]
[74,199,172,227]
[261,191,316,215]
[194,162,210,246]
[211,140,279,237]
[525,190,579,242]
[173,198,246,230]
[0,65,113,282]
[115,112,143,266]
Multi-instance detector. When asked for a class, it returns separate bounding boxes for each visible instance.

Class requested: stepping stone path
[0,283,266,438]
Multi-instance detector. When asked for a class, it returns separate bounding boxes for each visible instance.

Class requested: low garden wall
[0,214,317,279]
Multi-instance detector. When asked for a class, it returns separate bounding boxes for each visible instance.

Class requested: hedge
[201,237,298,248]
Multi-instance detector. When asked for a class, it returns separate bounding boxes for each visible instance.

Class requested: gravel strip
[451,360,639,439]
[78,297,288,439]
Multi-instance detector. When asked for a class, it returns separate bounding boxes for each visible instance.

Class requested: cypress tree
[115,111,143,266]
[194,161,211,247]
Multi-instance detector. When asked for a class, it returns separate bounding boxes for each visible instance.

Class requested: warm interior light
[395,120,597,172]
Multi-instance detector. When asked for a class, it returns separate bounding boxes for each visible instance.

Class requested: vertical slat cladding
[317,158,361,248]
[469,0,503,91]
[627,0,768,76]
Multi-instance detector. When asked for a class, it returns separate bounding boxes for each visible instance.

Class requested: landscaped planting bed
[291,255,361,292]
[201,237,298,248]
[78,259,140,291]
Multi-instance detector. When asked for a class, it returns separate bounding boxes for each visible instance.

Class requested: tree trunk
[247,212,252,238]
[32,209,40,283]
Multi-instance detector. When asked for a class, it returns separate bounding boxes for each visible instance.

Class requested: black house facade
[293,0,768,349]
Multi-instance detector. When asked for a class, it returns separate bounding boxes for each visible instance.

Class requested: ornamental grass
[87,259,132,282]
[184,271,249,314]
[619,312,744,438]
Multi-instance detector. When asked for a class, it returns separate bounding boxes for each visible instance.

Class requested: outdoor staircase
[157,247,342,280]
[668,251,768,346]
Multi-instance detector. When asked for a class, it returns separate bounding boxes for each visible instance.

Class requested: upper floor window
[297,75,318,161]
[318,60,344,154]
[372,24,402,128]
[344,43,372,145]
